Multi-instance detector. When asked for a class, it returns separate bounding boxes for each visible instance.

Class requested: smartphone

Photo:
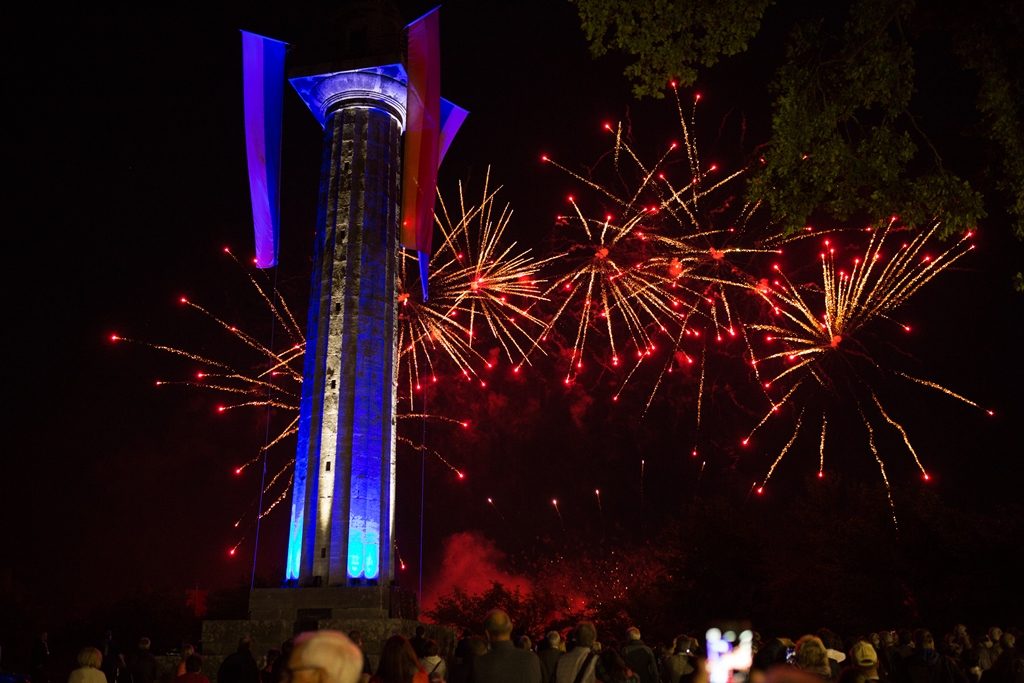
[706,626,754,683]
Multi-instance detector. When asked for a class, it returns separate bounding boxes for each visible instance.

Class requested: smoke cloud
[421,530,532,612]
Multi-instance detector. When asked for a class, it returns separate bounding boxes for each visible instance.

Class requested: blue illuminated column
[285,66,407,586]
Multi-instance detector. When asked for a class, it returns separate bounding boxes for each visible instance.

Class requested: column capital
[290,64,408,131]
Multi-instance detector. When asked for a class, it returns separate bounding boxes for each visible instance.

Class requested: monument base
[201,586,451,681]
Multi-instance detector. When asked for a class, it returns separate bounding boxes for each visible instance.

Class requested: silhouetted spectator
[177,646,196,678]
[101,631,126,683]
[127,638,157,683]
[422,640,446,683]
[346,632,372,683]
[261,649,280,683]
[539,632,564,683]
[901,630,967,683]
[178,656,210,683]
[410,628,430,662]
[217,637,259,683]
[449,637,486,683]
[372,635,427,683]
[472,610,541,683]
[555,623,599,683]
[622,629,658,683]
[32,631,51,683]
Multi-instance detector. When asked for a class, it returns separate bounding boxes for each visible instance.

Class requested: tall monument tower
[237,3,465,618]
[286,62,406,587]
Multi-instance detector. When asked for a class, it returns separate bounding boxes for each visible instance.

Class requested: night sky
[4,0,1023,637]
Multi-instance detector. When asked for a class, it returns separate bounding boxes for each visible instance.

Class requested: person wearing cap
[794,636,833,680]
[848,641,887,683]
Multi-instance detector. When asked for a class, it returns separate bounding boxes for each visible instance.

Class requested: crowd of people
[15,618,1022,683]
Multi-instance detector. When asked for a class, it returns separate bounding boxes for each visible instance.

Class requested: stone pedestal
[202,587,451,682]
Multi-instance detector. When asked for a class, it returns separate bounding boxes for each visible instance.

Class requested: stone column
[287,66,406,587]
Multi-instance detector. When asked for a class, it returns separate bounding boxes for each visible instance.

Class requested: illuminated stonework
[286,66,406,586]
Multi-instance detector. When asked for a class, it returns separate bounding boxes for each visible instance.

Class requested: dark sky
[4,0,1022,631]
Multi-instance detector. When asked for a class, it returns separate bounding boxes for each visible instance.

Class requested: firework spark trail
[871,392,927,476]
[759,407,805,489]
[818,415,827,477]
[896,372,987,412]
[696,344,706,429]
[223,247,305,345]
[743,382,801,445]
[860,404,899,529]
[399,171,550,397]
[744,218,987,505]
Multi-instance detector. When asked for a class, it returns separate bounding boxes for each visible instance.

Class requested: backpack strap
[573,652,597,683]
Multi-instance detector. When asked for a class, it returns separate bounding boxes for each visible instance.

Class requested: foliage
[573,0,1024,246]
[427,581,569,635]
[574,0,773,98]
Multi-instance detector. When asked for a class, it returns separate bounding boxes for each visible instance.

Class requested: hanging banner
[241,31,286,269]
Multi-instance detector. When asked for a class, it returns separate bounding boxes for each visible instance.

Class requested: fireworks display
[743,218,990,525]
[397,170,551,401]
[115,92,993,536]
[537,86,783,427]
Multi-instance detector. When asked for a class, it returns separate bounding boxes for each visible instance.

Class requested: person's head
[626,627,641,642]
[912,630,934,652]
[77,647,103,669]
[375,635,421,683]
[988,627,1003,643]
[517,635,533,651]
[547,631,562,650]
[415,626,426,638]
[794,636,831,678]
[881,631,896,649]
[287,630,364,683]
[484,609,514,643]
[347,632,363,649]
[849,642,878,671]
[185,655,203,674]
[575,622,597,649]
[182,644,195,658]
[138,638,151,652]
[979,634,993,649]
[1000,633,1015,650]
[238,635,254,654]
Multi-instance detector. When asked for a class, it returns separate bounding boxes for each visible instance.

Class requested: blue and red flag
[403,8,468,299]
[241,31,286,269]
